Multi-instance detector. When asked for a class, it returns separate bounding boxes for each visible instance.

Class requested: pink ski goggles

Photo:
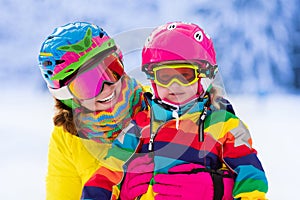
[49,53,124,100]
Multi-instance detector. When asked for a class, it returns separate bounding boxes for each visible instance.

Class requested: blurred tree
[290,3,300,90]
[192,0,296,94]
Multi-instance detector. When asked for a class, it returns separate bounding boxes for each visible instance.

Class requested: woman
[38,22,147,199]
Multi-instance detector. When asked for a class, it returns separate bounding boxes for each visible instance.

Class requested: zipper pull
[172,110,179,130]
[201,106,208,121]
[148,132,155,151]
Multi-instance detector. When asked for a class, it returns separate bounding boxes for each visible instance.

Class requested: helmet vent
[43,60,52,67]
[99,32,104,38]
[194,31,203,42]
[55,60,65,65]
[167,23,177,30]
[65,69,74,73]
[47,70,53,75]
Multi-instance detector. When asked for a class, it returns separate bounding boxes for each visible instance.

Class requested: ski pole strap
[211,170,224,200]
[189,168,225,200]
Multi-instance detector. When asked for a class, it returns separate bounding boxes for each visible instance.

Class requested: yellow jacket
[46,84,151,200]
[46,126,114,200]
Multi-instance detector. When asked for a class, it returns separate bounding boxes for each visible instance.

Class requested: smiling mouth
[97,92,115,103]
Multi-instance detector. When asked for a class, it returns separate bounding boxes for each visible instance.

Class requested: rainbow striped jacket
[133,95,268,199]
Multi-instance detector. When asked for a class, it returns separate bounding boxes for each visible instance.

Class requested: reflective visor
[153,64,199,87]
[64,52,124,100]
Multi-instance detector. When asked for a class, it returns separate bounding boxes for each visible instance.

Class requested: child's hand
[153,163,213,200]
[153,163,234,200]
[120,154,154,200]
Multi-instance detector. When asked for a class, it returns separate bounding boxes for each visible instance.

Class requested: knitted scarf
[74,75,146,143]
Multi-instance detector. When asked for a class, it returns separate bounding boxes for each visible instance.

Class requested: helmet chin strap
[160,96,199,107]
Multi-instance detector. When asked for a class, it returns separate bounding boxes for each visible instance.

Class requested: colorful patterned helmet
[141,22,218,103]
[38,22,123,91]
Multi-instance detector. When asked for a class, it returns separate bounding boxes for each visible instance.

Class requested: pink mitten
[153,163,214,200]
[120,154,154,200]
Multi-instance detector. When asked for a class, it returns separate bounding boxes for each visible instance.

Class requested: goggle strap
[198,64,218,79]
[49,86,73,100]
[60,99,80,109]
[146,63,218,79]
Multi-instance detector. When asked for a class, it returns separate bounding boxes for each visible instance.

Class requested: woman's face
[78,80,123,111]
[156,81,198,104]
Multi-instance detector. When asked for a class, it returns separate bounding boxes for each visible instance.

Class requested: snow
[230,95,300,199]
[0,89,53,199]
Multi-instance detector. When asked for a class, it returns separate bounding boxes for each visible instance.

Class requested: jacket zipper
[198,106,208,142]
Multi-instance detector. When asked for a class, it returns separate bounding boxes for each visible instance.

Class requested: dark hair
[53,98,77,135]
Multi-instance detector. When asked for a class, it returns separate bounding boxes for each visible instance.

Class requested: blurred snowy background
[1,0,299,199]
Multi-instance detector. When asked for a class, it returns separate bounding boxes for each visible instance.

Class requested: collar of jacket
[143,92,210,122]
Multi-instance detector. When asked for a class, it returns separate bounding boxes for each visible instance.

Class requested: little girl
[120,22,268,200]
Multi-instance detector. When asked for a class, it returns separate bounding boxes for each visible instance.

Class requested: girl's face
[156,81,198,104]
[78,80,122,111]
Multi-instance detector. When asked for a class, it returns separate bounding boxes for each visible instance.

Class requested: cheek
[114,81,123,97]
[189,83,199,95]
[79,99,95,110]
[156,85,170,99]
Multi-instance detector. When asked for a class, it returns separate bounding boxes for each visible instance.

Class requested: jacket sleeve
[221,115,268,200]
[46,126,82,200]
[81,122,141,200]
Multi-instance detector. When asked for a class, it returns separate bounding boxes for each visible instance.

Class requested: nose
[168,81,181,88]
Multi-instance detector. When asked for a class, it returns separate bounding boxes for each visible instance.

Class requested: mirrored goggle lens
[154,65,198,87]
[68,54,124,100]
[196,60,218,79]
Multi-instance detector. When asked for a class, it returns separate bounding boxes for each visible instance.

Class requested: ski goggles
[153,64,200,87]
[49,52,124,100]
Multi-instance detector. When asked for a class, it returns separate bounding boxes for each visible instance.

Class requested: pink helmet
[141,22,218,103]
[142,22,217,71]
